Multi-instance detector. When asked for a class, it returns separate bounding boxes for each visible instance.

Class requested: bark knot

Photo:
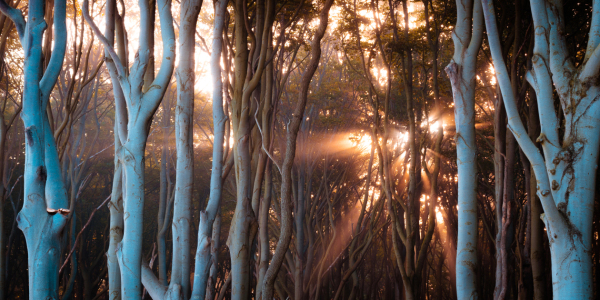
[37,166,47,183]
[536,133,546,144]
[25,126,35,147]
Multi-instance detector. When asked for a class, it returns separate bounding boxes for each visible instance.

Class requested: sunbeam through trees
[0,0,599,299]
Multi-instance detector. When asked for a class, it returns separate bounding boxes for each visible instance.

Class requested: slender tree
[83,0,176,298]
[482,0,600,298]
[446,0,483,298]
[191,0,228,299]
[0,0,68,298]
[260,0,335,299]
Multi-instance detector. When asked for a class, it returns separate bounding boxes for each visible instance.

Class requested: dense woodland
[0,0,598,299]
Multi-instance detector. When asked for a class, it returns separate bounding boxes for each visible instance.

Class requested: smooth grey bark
[104,2,127,298]
[190,0,227,299]
[445,0,483,299]
[157,96,171,287]
[205,207,221,300]
[171,0,202,298]
[0,0,69,298]
[83,0,176,298]
[482,0,600,297]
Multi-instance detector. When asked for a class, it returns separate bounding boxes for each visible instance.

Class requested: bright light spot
[372,68,388,86]
[421,117,444,133]
[488,64,497,85]
[348,133,372,153]
[397,131,408,144]
[435,207,444,224]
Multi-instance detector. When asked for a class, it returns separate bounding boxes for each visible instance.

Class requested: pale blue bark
[83,0,176,298]
[157,97,170,287]
[171,1,203,298]
[205,208,221,300]
[189,1,227,299]
[0,0,68,298]
[445,0,483,299]
[109,159,124,300]
[482,0,600,298]
[98,2,126,298]
[140,259,183,299]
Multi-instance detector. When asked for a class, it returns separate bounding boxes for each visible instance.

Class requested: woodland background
[0,0,597,299]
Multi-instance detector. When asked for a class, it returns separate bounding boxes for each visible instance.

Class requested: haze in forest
[0,0,598,299]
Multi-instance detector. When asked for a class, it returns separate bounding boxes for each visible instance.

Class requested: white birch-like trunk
[481,0,600,298]
[190,0,227,299]
[83,0,176,298]
[0,0,68,298]
[171,0,202,298]
[446,0,483,299]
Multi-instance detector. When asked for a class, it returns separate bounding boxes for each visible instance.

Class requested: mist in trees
[0,0,599,299]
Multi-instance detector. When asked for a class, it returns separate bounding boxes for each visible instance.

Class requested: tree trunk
[205,208,221,300]
[172,0,202,297]
[83,0,176,297]
[108,160,124,300]
[482,0,600,297]
[446,0,483,299]
[120,139,147,299]
[157,95,170,287]
[190,0,227,298]
[0,0,68,298]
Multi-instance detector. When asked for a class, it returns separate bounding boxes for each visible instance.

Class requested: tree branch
[40,0,67,102]
[545,0,574,98]
[482,0,565,233]
[59,195,112,275]
[0,0,25,42]
[140,0,176,115]
[586,0,600,60]
[580,41,600,82]
[465,0,483,59]
[82,0,128,84]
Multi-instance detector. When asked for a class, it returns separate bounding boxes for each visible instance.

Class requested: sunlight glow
[407,2,421,29]
[349,133,372,152]
[488,64,497,85]
[421,117,444,133]
[373,68,388,86]
[435,206,444,224]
